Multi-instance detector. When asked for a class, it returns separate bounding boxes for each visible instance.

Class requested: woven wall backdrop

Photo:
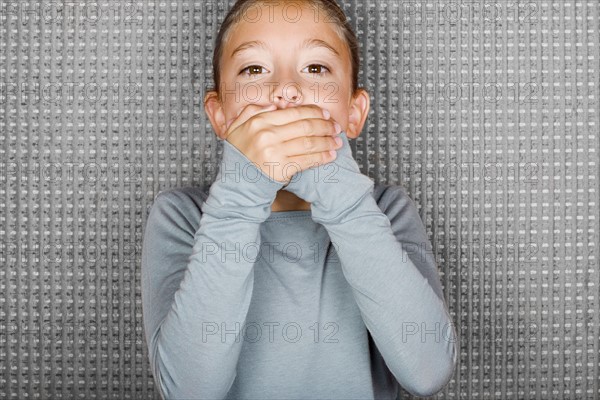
[1,0,599,399]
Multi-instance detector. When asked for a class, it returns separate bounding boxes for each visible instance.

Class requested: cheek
[330,108,351,130]
[225,107,243,129]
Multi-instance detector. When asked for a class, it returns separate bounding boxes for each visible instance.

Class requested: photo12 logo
[1,2,143,25]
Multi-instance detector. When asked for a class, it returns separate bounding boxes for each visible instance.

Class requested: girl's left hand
[282,130,369,205]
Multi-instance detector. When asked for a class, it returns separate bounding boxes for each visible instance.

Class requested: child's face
[205,1,369,140]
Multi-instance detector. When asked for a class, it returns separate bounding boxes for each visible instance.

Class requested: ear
[204,90,228,140]
[346,88,370,140]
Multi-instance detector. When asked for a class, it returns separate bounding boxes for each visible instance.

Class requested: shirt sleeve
[294,134,457,398]
[141,139,285,400]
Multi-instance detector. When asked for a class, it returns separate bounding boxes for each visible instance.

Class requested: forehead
[225,1,345,51]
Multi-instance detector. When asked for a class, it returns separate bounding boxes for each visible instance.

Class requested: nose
[270,71,304,108]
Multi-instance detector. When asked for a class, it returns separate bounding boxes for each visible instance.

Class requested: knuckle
[262,145,275,159]
[307,154,322,168]
[330,138,337,150]
[319,152,328,164]
[247,115,264,131]
[301,119,311,135]
[302,136,314,150]
[259,127,274,138]
[291,107,302,120]
[311,104,322,113]
[318,105,328,118]
[255,129,272,147]
[331,120,338,133]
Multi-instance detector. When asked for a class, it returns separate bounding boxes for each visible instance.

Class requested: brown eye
[304,64,330,77]
[239,65,266,76]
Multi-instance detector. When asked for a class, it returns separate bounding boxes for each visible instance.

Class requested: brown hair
[207,0,360,102]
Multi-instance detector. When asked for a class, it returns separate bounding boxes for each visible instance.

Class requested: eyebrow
[231,40,270,58]
[302,38,340,57]
[230,38,340,58]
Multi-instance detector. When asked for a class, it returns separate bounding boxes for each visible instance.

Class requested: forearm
[142,139,285,399]
[284,132,457,397]
[315,189,457,397]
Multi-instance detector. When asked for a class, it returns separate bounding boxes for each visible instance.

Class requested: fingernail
[329,150,337,158]
[322,109,331,119]
[334,122,341,134]
[334,137,343,146]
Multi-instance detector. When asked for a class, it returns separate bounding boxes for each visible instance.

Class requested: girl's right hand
[223,104,343,185]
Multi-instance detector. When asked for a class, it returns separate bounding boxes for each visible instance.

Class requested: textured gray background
[1,0,599,399]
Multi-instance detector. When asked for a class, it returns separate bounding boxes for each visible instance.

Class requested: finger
[286,147,338,172]
[276,117,341,144]
[225,104,277,140]
[280,132,342,158]
[260,104,331,129]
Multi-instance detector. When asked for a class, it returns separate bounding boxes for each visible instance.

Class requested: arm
[283,132,457,398]
[141,139,285,399]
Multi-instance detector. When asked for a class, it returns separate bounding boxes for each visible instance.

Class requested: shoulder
[373,183,426,237]
[152,185,210,210]
[146,186,210,235]
[373,183,417,215]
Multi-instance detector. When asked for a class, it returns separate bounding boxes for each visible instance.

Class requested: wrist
[284,132,374,222]
[202,139,285,222]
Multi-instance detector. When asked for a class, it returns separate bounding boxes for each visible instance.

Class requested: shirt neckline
[266,209,312,220]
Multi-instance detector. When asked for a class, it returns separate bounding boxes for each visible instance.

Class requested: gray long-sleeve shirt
[141,132,457,400]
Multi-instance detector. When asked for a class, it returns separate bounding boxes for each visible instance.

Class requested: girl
[141,0,457,399]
